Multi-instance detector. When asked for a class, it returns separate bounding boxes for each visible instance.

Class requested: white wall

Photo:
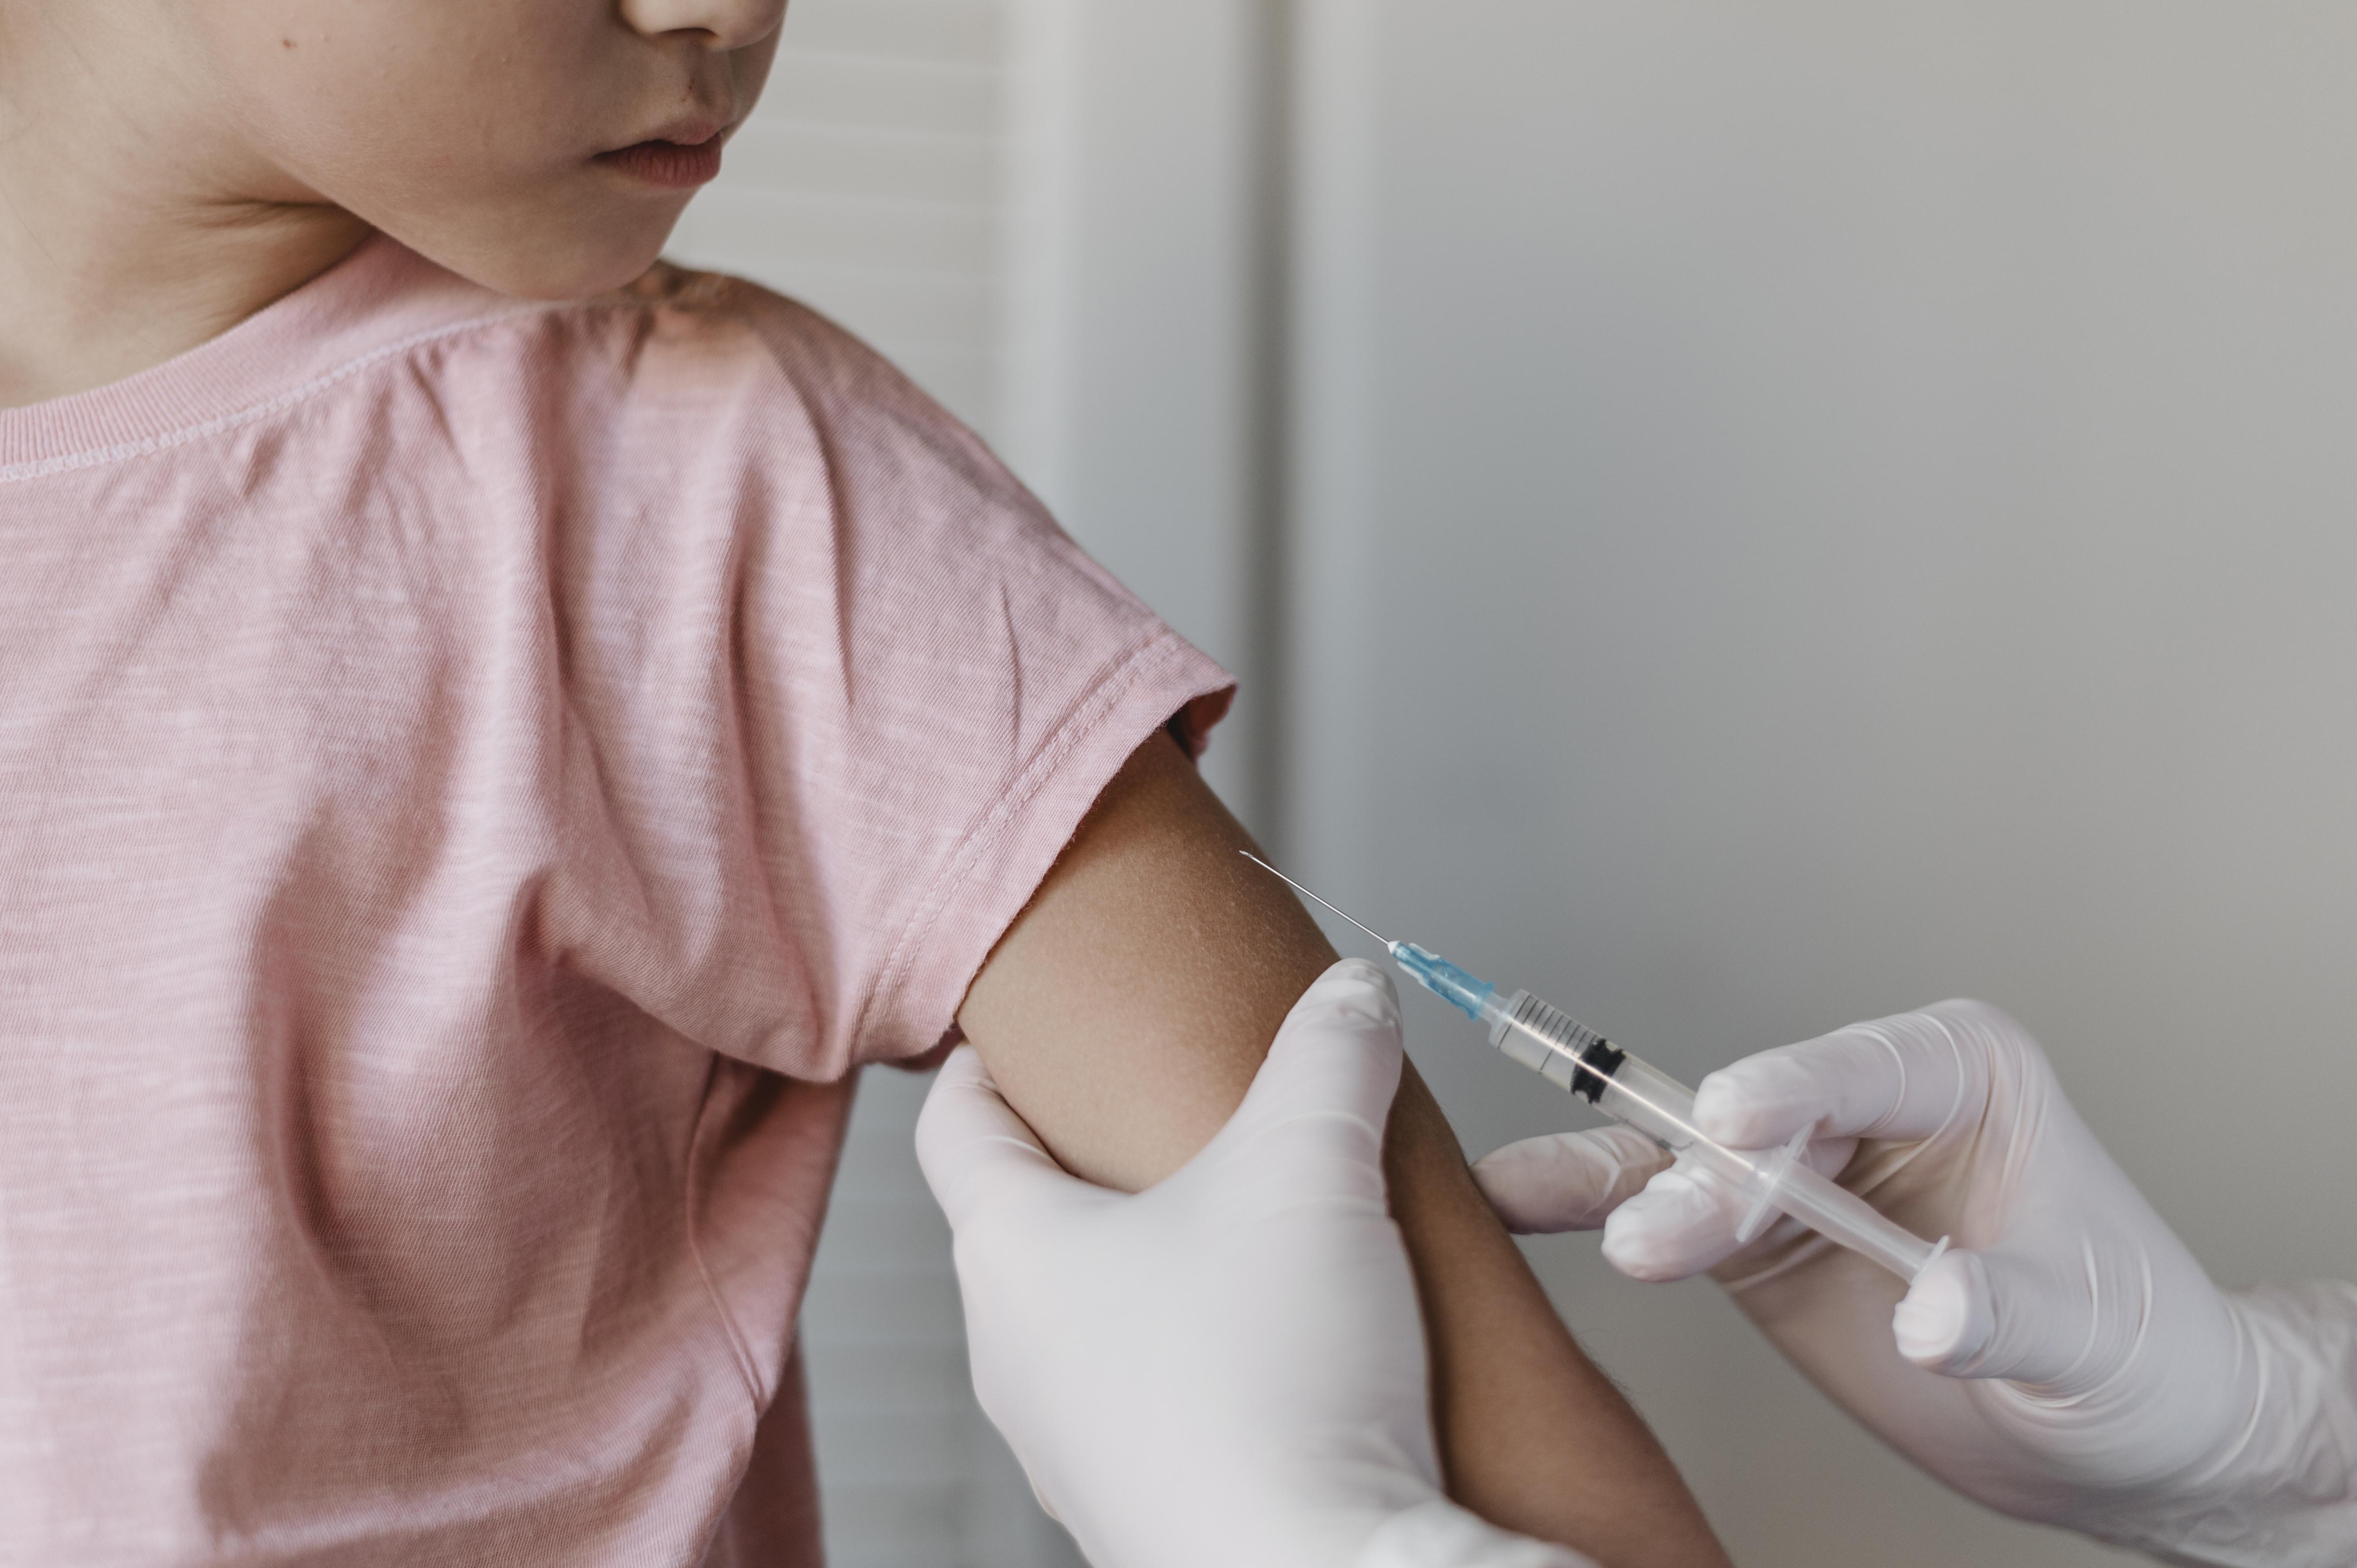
[997,0,1284,829]
[1283,4,2357,1564]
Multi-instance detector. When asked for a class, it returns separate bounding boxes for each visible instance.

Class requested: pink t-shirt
[0,236,1230,1565]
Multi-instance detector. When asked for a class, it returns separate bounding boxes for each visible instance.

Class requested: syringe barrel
[1593,1056,1707,1154]
[1486,989,1628,1103]
[1486,989,1940,1282]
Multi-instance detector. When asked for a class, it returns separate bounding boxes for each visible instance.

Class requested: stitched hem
[0,305,585,485]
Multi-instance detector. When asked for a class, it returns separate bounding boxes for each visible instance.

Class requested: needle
[1237,851,1394,948]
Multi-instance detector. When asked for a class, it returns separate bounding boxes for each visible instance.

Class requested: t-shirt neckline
[0,233,535,478]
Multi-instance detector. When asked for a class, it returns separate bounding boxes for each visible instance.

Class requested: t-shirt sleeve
[548,278,1232,1079]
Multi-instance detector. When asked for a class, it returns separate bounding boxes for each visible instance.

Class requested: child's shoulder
[516,257,1005,494]
[583,260,921,416]
[604,261,855,367]
[6,239,946,488]
[338,238,946,442]
[314,242,1022,534]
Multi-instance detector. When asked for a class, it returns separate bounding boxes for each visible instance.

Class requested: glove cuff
[2075,1283,2357,1567]
[1352,1500,1602,1568]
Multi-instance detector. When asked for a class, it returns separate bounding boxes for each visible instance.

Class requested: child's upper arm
[957,731,1731,1568]
[956,728,1321,1190]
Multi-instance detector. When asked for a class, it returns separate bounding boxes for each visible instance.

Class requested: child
[0,3,1724,1564]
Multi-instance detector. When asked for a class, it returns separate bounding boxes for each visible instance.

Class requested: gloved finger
[914,1044,1086,1234]
[1470,1126,1671,1234]
[1893,1247,2101,1386]
[1692,1005,1982,1150]
[1599,1167,1750,1282]
[1183,958,1404,1208]
[1596,1132,1860,1281]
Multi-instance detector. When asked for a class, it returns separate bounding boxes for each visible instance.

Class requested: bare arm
[957,732,1728,1568]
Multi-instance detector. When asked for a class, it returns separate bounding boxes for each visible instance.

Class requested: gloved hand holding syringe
[1242,854,1948,1284]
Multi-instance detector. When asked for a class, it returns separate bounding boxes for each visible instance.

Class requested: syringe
[1243,854,1948,1283]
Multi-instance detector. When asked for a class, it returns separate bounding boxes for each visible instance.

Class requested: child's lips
[596,117,727,187]
[595,136,725,189]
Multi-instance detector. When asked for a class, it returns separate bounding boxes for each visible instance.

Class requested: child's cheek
[212,0,609,184]
[199,0,678,292]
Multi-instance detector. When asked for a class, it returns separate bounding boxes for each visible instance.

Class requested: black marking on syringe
[1504,991,1628,1102]
[1571,1038,1627,1102]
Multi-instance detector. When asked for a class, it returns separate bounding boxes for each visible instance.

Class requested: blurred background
[669,3,2357,1563]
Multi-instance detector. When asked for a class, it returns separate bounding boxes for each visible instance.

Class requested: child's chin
[400,223,677,304]
[478,241,674,303]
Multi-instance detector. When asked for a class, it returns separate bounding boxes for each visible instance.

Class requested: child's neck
[0,26,370,412]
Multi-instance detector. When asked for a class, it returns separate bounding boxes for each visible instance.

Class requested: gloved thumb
[1894,1247,2108,1386]
[914,1044,1085,1235]
[1471,1127,1672,1234]
[1184,958,1404,1209]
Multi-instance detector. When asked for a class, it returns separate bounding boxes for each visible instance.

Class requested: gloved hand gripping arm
[1475,999,2357,1564]
[918,960,1600,1568]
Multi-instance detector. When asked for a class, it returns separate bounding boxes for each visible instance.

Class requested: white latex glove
[1474,999,2357,1565]
[918,959,1595,1568]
